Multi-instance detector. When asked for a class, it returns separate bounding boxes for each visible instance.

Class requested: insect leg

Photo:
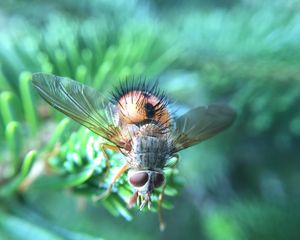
[157,153,180,231]
[93,162,128,201]
[98,144,120,182]
[101,144,119,170]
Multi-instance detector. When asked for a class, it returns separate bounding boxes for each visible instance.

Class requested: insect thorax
[128,135,171,169]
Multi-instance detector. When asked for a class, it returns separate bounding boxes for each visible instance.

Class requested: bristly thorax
[127,124,172,169]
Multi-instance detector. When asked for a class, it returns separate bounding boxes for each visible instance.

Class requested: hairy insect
[32,73,236,230]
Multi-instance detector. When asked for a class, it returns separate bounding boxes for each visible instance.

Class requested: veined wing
[172,104,236,152]
[32,73,124,147]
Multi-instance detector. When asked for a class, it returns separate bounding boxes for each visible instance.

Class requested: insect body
[125,122,173,208]
[32,73,236,229]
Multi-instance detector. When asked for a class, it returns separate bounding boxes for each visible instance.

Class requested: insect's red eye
[154,173,165,188]
[129,172,149,187]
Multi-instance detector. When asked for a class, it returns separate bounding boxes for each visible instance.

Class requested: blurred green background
[1,0,300,239]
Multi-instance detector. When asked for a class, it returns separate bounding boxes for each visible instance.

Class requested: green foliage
[0,0,299,239]
[0,1,184,238]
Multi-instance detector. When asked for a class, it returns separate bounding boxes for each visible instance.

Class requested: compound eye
[129,172,149,187]
[154,173,165,188]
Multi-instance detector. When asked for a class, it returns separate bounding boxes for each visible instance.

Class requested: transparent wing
[172,104,236,152]
[32,73,124,147]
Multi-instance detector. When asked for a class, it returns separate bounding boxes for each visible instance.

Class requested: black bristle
[110,77,170,108]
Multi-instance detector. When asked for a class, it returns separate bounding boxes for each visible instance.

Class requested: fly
[32,73,236,230]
